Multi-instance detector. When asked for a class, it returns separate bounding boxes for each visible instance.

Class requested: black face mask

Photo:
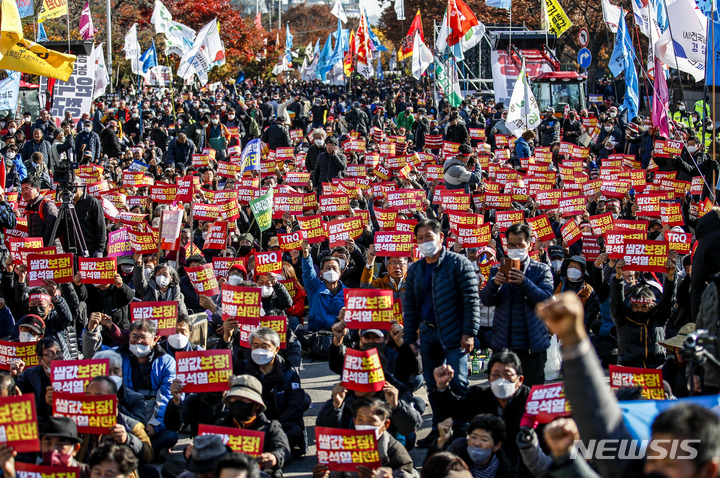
[239,245,252,256]
[29,305,47,318]
[360,341,386,354]
[228,400,256,422]
[629,310,653,322]
[648,231,661,240]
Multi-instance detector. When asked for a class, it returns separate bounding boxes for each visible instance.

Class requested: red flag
[399,10,423,60]
[448,0,479,46]
[254,12,263,31]
[0,157,6,192]
[344,29,356,76]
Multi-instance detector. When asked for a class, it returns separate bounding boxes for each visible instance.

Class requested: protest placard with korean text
[316,427,381,472]
[297,215,326,244]
[260,316,287,349]
[609,365,665,399]
[51,360,109,394]
[254,251,283,275]
[53,392,117,434]
[176,350,233,393]
[198,425,264,456]
[621,240,669,273]
[0,396,39,452]
[78,258,117,285]
[524,383,572,424]
[186,264,220,296]
[341,347,386,392]
[15,463,80,478]
[344,289,395,330]
[28,254,73,287]
[221,285,261,325]
[129,302,177,336]
[373,231,414,257]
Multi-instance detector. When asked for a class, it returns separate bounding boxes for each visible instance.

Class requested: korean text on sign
[261,316,287,349]
[373,231,414,257]
[343,289,395,330]
[176,350,233,393]
[51,359,109,394]
[129,301,178,336]
[221,285,261,322]
[186,264,220,296]
[341,347,386,393]
[15,463,80,478]
[28,253,74,287]
[78,258,117,285]
[524,383,572,424]
[609,365,665,400]
[53,392,117,434]
[315,427,381,472]
[0,395,40,452]
[198,425,264,456]
[0,340,38,370]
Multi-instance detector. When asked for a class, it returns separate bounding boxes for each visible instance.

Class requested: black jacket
[305,144,324,174]
[25,195,58,247]
[64,194,107,256]
[346,108,369,134]
[261,123,291,151]
[77,282,134,331]
[215,412,291,471]
[444,123,469,144]
[165,391,225,436]
[100,129,123,158]
[314,150,346,186]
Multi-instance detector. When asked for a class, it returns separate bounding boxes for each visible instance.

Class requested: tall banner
[37,0,67,23]
[491,49,551,105]
[142,65,171,87]
[43,52,96,124]
[435,58,463,107]
[0,70,20,112]
[505,62,541,136]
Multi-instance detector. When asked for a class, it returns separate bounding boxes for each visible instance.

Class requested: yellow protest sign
[37,0,67,23]
[542,0,572,37]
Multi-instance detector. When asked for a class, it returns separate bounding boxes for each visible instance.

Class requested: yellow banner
[0,38,75,81]
[37,0,67,23]
[542,0,572,38]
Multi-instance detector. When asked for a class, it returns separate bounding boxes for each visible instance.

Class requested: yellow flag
[0,0,75,80]
[37,0,67,23]
[542,0,572,38]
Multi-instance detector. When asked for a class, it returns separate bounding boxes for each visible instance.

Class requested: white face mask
[129,343,152,358]
[6,152,15,160]
[18,331,37,343]
[83,126,92,133]
[355,424,382,439]
[687,145,698,153]
[201,231,208,241]
[336,258,346,270]
[609,112,617,117]
[132,114,139,119]
[251,348,274,365]
[261,285,274,298]
[506,248,528,262]
[323,270,340,283]
[551,259,563,272]
[418,240,440,257]
[8,128,16,135]
[228,275,243,286]
[228,115,235,120]
[567,268,583,281]
[167,333,189,350]
[314,139,324,147]
[109,375,123,390]
[490,378,517,399]
[211,118,219,125]
[604,126,612,132]
[155,275,170,288]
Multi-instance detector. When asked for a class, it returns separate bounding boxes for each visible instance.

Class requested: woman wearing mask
[132,254,189,317]
[305,129,326,175]
[554,256,600,329]
[10,337,64,420]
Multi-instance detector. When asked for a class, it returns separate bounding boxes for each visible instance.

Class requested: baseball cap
[18,314,45,334]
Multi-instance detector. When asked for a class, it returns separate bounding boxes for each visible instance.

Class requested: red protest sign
[456,223,492,248]
[78,258,117,285]
[636,193,664,216]
[51,359,109,394]
[297,215,326,244]
[327,217,363,248]
[343,289,395,330]
[609,365,665,399]
[212,257,245,279]
[198,425,264,456]
[260,317,287,349]
[373,231,414,257]
[273,193,305,219]
[186,264,220,296]
[15,463,80,478]
[221,285,261,322]
[660,203,684,227]
[560,220,582,247]
[203,221,228,250]
[53,392,117,434]
[176,350,233,393]
[588,213,614,236]
[666,230,691,253]
[278,230,306,251]
[495,210,525,232]
[621,240,669,273]
[582,234,602,261]
[192,203,221,222]
[127,228,158,254]
[526,215,555,242]
[0,395,40,452]
[524,383,572,424]
[341,347,386,392]
[0,341,38,370]
[316,427,381,472]
[28,253,73,287]
[558,195,587,217]
[255,251,283,275]
[149,184,178,203]
[320,194,351,216]
[129,301,177,335]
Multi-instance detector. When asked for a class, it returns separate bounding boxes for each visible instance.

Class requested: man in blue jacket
[480,222,554,387]
[402,218,480,446]
[301,239,345,331]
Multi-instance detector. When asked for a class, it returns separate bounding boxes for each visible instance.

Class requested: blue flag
[316,35,333,82]
[326,19,346,75]
[18,0,33,18]
[365,10,388,52]
[240,138,262,174]
[608,14,635,77]
[696,0,720,21]
[622,60,639,121]
[619,395,720,441]
[706,20,720,86]
[140,40,158,74]
[285,24,293,65]
[376,56,384,79]
[36,22,48,42]
[486,0,511,10]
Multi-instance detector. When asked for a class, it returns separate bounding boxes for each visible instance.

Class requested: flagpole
[106,0,113,92]
[66,4,71,53]
[712,0,717,199]
[632,25,651,115]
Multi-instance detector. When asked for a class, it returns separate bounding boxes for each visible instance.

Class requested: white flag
[602,0,622,33]
[395,0,405,20]
[331,0,347,23]
[411,31,432,79]
[123,23,142,76]
[654,0,706,81]
[165,20,196,57]
[505,62,541,137]
[93,43,109,100]
[151,0,172,35]
[177,18,224,85]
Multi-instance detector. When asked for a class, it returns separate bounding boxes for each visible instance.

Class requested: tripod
[49,187,90,258]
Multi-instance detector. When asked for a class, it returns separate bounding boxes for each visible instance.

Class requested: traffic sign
[578,28,589,48]
[578,48,592,69]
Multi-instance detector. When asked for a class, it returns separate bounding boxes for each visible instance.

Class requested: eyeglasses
[42,351,63,360]
[387,261,406,268]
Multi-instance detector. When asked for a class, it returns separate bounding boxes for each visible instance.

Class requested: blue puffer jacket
[480,258,554,353]
[403,248,480,346]
[302,255,346,330]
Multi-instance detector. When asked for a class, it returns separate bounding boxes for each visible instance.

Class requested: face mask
[144,267,154,280]
[211,119,219,125]
[228,275,243,286]
[43,450,74,467]
[604,126,612,132]
[314,139,324,146]
[467,446,493,464]
[109,375,123,390]
[251,348,274,365]
[355,424,382,439]
[24,117,30,123]
[687,145,698,153]
[239,245,252,256]
[418,240,440,257]
[261,285,274,298]
[678,105,685,110]
[228,115,235,120]
[6,152,15,160]
[129,343,152,358]
[323,270,340,283]
[610,112,617,118]
[336,258,346,270]
[228,400,256,422]
[167,333,189,350]
[506,248,528,262]
[202,231,208,241]
[8,128,16,135]
[648,230,661,240]
[121,265,134,275]
[567,268,583,281]
[193,102,200,108]
[19,331,37,343]
[29,305,47,318]
[132,113,139,119]
[155,275,170,288]
[490,378,517,399]
[360,341,386,354]
[551,260,563,272]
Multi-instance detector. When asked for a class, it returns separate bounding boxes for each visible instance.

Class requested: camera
[53,160,78,187]
[682,329,718,367]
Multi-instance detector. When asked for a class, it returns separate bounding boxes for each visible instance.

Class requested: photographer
[443,143,482,194]
[59,179,107,257]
